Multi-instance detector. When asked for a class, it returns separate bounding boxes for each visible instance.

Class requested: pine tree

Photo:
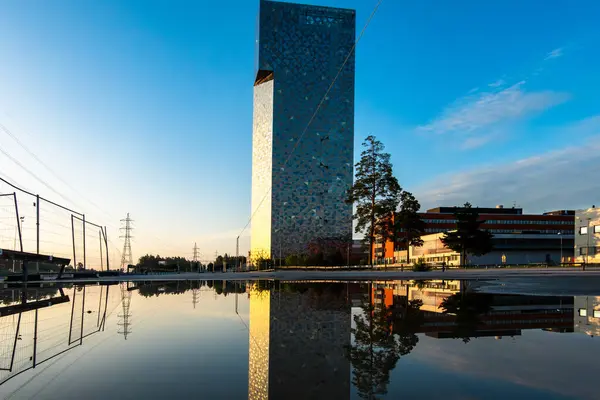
[394,191,426,262]
[347,136,401,267]
[440,203,494,265]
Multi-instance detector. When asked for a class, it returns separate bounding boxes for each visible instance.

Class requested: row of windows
[423,228,573,234]
[422,218,572,225]
[490,229,573,234]
[579,309,600,317]
[579,226,600,234]
[486,219,573,225]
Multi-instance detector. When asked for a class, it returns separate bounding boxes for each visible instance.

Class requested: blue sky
[1,0,599,260]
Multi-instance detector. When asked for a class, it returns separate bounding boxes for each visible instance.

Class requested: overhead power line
[0,122,118,222]
[0,146,87,212]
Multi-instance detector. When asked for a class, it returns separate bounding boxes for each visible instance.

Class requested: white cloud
[488,79,506,88]
[460,134,495,150]
[415,125,600,212]
[420,81,569,136]
[544,47,564,60]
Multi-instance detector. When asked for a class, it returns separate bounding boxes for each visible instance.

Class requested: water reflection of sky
[0,280,598,399]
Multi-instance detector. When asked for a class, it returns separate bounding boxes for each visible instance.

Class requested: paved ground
[26,267,600,284]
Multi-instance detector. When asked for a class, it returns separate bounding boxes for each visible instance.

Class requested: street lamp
[558,232,563,266]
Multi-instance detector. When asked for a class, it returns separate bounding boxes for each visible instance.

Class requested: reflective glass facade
[251,0,356,259]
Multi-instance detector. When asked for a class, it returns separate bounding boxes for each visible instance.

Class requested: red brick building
[373,205,575,263]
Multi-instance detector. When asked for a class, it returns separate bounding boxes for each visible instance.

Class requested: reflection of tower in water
[117,282,132,340]
[248,283,351,399]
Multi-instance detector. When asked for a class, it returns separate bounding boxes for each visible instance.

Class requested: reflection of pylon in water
[117,282,132,339]
[192,288,199,309]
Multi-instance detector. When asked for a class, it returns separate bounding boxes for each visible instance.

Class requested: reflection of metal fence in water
[0,284,121,385]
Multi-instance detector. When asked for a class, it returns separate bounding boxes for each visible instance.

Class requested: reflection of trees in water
[439,292,493,343]
[347,294,423,399]
[136,281,246,298]
[0,287,61,305]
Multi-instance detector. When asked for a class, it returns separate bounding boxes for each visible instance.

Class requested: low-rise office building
[392,231,573,266]
[574,207,600,264]
[374,205,574,265]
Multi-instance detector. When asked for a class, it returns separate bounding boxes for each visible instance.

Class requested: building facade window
[594,310,600,318]
[580,226,588,235]
[579,308,588,317]
[595,225,600,234]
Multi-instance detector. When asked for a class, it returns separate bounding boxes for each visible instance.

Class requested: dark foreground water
[0,279,598,399]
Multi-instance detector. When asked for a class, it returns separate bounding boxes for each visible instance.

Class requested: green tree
[440,203,493,265]
[393,191,425,261]
[347,135,402,267]
[347,299,400,399]
[347,292,422,399]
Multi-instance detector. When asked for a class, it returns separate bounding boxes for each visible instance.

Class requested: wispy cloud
[460,134,496,150]
[419,81,569,137]
[419,46,571,150]
[415,117,600,211]
[544,47,564,60]
[488,79,506,88]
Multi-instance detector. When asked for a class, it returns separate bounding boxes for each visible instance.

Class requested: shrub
[412,259,432,272]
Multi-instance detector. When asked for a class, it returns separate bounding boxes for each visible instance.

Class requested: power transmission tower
[120,213,134,270]
[193,243,199,262]
[193,242,199,272]
[117,282,132,340]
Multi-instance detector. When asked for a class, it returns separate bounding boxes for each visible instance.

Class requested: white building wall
[250,80,274,260]
[574,296,600,337]
[574,207,600,263]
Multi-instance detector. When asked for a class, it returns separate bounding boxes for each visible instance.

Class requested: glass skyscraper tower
[251,0,356,260]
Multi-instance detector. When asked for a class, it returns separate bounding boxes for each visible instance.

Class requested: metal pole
[68,287,76,344]
[9,313,22,371]
[235,281,238,314]
[236,236,239,272]
[559,234,563,265]
[101,285,109,331]
[33,308,38,367]
[71,215,77,269]
[103,226,110,271]
[97,286,103,327]
[82,214,86,270]
[99,230,104,271]
[13,193,23,252]
[80,286,86,345]
[36,195,40,254]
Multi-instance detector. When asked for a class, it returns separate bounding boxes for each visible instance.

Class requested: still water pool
[0,279,598,399]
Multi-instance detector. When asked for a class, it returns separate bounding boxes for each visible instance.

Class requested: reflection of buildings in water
[371,280,575,338]
[372,280,464,314]
[574,296,600,337]
[248,287,271,400]
[0,284,118,385]
[248,284,351,400]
